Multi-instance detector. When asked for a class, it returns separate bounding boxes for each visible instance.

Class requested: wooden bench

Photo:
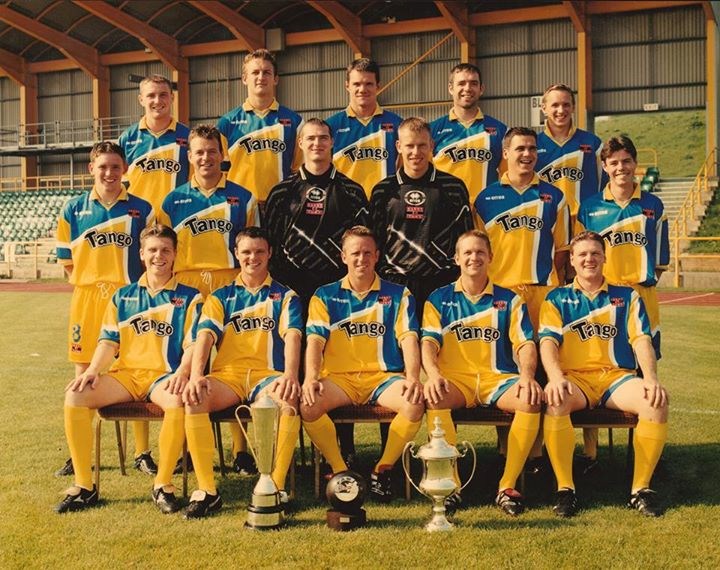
[312,405,639,499]
[95,402,189,498]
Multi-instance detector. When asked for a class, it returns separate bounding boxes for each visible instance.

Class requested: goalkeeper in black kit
[370,117,473,318]
[265,118,370,306]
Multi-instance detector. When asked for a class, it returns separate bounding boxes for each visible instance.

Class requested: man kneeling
[422,230,542,515]
[301,226,424,502]
[57,225,202,513]
[539,231,669,517]
[182,227,302,519]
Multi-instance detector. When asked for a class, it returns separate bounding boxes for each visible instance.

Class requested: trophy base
[326,508,366,531]
[246,503,285,530]
[426,514,454,532]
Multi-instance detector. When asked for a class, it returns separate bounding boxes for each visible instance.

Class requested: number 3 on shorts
[72,324,81,343]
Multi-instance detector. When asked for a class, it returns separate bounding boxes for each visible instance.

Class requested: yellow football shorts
[209,368,281,402]
[68,283,119,363]
[446,371,520,408]
[565,368,638,408]
[107,368,172,401]
[322,371,405,405]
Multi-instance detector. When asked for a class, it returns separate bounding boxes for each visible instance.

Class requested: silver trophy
[236,393,285,530]
[403,416,476,532]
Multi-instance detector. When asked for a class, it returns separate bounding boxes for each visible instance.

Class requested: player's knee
[400,401,424,422]
[299,402,322,422]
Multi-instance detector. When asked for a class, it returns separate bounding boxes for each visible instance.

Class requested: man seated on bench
[182,226,302,519]
[57,224,202,514]
[539,230,669,518]
[301,225,424,502]
[422,230,543,516]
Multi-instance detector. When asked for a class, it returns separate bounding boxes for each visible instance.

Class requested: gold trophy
[403,417,476,532]
[236,393,285,530]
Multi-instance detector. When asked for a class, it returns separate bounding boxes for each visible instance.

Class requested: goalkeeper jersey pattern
[473,173,570,288]
[158,175,259,273]
[56,188,154,286]
[536,125,605,217]
[539,280,651,373]
[326,105,402,199]
[369,165,473,280]
[422,280,534,377]
[99,274,202,374]
[119,118,191,213]
[306,275,417,375]
[264,165,370,284]
[217,99,303,203]
[430,109,507,204]
[575,185,669,287]
[197,275,302,377]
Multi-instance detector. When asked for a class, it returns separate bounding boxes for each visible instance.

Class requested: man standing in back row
[431,63,507,205]
[327,58,403,199]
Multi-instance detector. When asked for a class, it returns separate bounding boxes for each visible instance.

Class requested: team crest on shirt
[227,196,240,206]
[485,127,497,136]
[170,297,185,307]
[269,292,282,301]
[492,300,507,311]
[305,187,326,216]
[307,187,326,202]
[610,297,625,307]
[381,123,395,132]
[378,295,392,306]
[642,209,655,219]
[176,137,187,146]
[71,343,82,353]
[579,144,593,153]
[279,118,292,127]
[404,190,425,220]
[404,190,426,206]
[128,209,141,218]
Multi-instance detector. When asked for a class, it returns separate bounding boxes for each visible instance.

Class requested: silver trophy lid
[252,391,278,410]
[416,417,461,461]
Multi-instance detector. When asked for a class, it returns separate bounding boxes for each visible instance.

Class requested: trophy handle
[457,441,477,493]
[401,442,427,497]
[234,404,260,465]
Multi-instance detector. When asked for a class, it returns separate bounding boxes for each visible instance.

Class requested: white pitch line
[673,407,720,416]
[658,292,716,305]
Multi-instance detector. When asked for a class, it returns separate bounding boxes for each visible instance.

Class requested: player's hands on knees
[424,375,450,405]
[182,376,211,406]
[402,378,424,405]
[641,378,668,408]
[272,374,300,402]
[544,377,572,407]
[65,371,99,392]
[165,370,190,395]
[301,378,323,407]
[515,377,544,406]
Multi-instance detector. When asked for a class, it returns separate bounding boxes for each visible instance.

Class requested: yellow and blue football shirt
[99,274,202,374]
[157,174,259,273]
[217,99,303,203]
[536,124,605,217]
[430,109,507,204]
[473,173,570,287]
[575,185,669,287]
[422,280,534,377]
[306,274,417,375]
[197,275,302,377]
[539,280,651,373]
[56,188,154,286]
[326,105,402,199]
[119,118,191,213]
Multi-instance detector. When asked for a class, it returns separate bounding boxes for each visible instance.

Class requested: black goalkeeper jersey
[264,165,370,301]
[369,164,473,280]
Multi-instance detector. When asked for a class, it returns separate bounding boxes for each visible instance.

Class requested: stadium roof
[0,1,714,76]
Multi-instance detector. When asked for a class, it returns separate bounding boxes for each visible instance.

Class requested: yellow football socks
[185,412,217,494]
[64,405,94,490]
[632,419,668,492]
[376,414,422,470]
[132,420,150,457]
[154,407,185,488]
[499,411,540,491]
[583,427,599,459]
[544,414,576,490]
[303,414,347,473]
[231,423,248,455]
[272,414,300,490]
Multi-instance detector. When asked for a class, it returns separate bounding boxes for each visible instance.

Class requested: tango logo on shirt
[229,315,276,333]
[129,316,174,337]
[449,323,501,342]
[84,230,133,248]
[569,320,618,342]
[539,165,584,183]
[496,213,544,232]
[238,136,286,154]
[442,146,492,164]
[601,229,648,247]
[338,320,386,338]
[342,146,388,162]
[136,157,181,174]
[184,217,233,236]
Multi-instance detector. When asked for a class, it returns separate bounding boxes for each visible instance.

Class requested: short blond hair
[139,74,173,93]
[243,49,277,76]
